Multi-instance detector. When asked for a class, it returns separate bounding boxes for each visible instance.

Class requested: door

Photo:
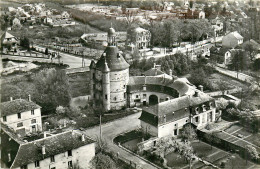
[32,125,36,133]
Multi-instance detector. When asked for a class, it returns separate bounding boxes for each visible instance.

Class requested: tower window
[35,160,40,167]
[124,93,126,99]
[17,113,21,119]
[31,110,34,115]
[68,150,72,156]
[50,155,55,162]
[105,94,108,100]
[3,116,7,122]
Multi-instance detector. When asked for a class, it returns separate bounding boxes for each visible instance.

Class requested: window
[136,95,138,98]
[105,94,107,100]
[3,116,7,122]
[68,150,72,156]
[50,155,55,162]
[124,93,126,99]
[31,110,34,115]
[17,113,21,119]
[195,116,199,123]
[35,160,40,167]
[163,115,166,123]
[51,168,56,169]
[143,94,146,97]
[68,161,72,168]
[123,85,126,89]
[31,119,36,124]
[17,122,23,127]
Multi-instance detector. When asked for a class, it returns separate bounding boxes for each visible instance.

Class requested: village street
[82,112,158,169]
[34,45,92,68]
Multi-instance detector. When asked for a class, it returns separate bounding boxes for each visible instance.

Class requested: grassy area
[68,72,90,97]
[192,141,217,158]
[114,129,145,145]
[245,133,260,147]
[165,151,188,168]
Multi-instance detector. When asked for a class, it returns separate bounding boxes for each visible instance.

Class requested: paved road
[83,112,157,169]
[34,45,92,69]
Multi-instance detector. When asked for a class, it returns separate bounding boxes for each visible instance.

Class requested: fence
[206,87,242,97]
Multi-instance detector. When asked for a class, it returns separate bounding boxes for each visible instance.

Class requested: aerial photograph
[0,0,259,168]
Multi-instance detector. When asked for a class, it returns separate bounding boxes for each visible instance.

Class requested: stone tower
[90,27,130,112]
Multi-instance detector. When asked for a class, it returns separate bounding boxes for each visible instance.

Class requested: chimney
[169,69,172,76]
[43,131,47,138]
[81,134,85,142]
[194,91,199,97]
[10,97,13,101]
[42,145,46,155]
[198,85,203,92]
[28,94,31,102]
[153,63,156,68]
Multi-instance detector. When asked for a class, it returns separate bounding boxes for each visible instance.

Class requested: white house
[199,11,205,19]
[139,90,216,138]
[222,31,244,48]
[126,27,151,49]
[61,11,70,19]
[0,97,42,136]
[1,126,96,169]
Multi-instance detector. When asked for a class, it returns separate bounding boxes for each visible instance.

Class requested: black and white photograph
[0,0,260,168]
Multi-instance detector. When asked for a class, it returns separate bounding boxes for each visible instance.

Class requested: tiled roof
[1,99,41,117]
[225,31,243,40]
[96,46,130,71]
[11,130,95,168]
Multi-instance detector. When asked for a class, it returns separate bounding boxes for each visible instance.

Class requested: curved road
[83,112,158,169]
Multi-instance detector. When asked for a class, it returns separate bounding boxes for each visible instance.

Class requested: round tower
[102,59,111,112]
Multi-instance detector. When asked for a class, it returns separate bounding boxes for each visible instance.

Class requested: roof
[242,39,260,50]
[128,76,195,96]
[1,99,41,117]
[1,122,25,144]
[1,31,16,43]
[225,31,243,40]
[11,130,95,168]
[144,92,213,117]
[96,46,130,71]
[108,27,116,36]
[134,27,148,33]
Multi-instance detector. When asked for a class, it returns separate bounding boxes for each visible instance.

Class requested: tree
[243,43,257,61]
[229,50,249,72]
[204,132,221,149]
[45,48,49,55]
[32,68,71,114]
[180,124,197,141]
[20,37,30,51]
[245,145,259,163]
[252,58,260,71]
[90,153,117,169]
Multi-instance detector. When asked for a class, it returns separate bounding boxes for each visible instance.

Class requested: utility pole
[99,114,102,140]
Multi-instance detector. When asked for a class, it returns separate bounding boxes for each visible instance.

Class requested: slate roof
[11,130,95,168]
[1,31,17,44]
[96,46,130,71]
[225,31,243,40]
[140,92,214,126]
[1,99,41,117]
[128,76,195,96]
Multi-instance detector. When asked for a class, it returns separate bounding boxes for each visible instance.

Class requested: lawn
[122,138,143,152]
[191,141,217,158]
[224,125,243,134]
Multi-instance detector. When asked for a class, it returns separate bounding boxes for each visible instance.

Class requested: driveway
[83,112,158,169]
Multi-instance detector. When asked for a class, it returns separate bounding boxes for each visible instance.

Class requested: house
[126,27,151,49]
[61,11,70,19]
[210,46,233,65]
[199,11,205,19]
[222,31,243,48]
[0,97,42,136]
[139,91,216,138]
[12,18,21,27]
[1,124,95,169]
[1,31,18,51]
